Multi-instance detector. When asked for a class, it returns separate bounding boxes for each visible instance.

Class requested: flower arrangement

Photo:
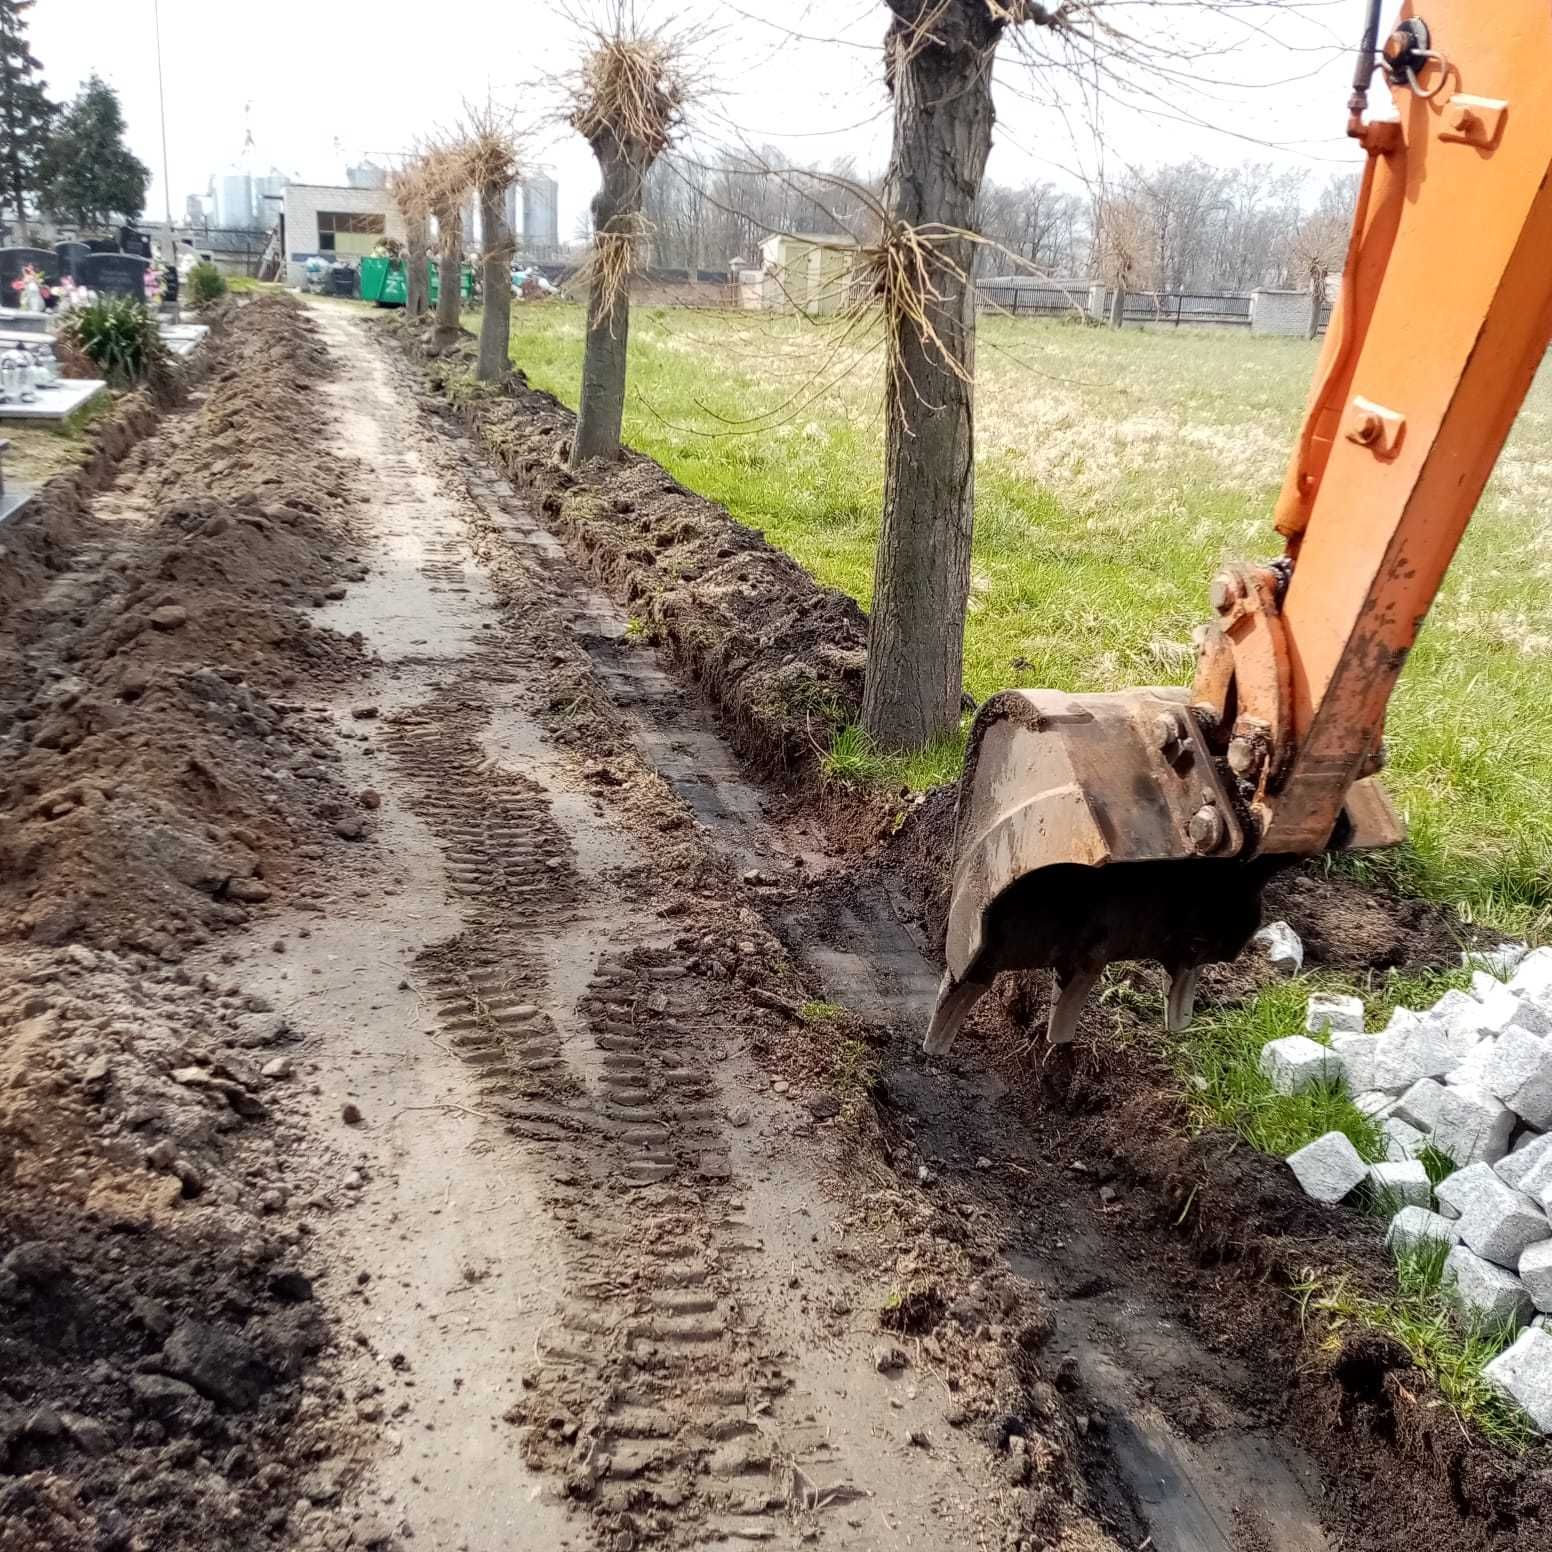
[143,266,163,304]
[11,265,51,311]
[54,276,95,314]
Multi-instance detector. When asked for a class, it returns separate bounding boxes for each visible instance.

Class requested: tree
[391,164,431,319]
[420,144,469,350]
[0,0,51,230]
[457,106,522,383]
[860,1,1005,748]
[565,11,690,467]
[37,74,147,230]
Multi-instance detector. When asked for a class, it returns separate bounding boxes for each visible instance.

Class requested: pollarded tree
[456,106,522,384]
[859,2,1008,750]
[565,8,690,466]
[390,163,431,319]
[0,0,50,230]
[36,74,147,232]
[421,143,471,350]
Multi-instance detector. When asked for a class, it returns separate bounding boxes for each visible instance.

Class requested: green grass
[502,301,1552,940]
[1176,966,1473,1160]
[1294,1235,1538,1451]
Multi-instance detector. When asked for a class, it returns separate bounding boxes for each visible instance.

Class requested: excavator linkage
[928,0,1552,1051]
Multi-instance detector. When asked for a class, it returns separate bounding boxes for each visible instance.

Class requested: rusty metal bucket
[925,687,1273,1053]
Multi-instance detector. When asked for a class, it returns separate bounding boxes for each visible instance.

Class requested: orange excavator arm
[927,0,1552,1052]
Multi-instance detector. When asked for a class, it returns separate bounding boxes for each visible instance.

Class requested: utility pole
[151,0,178,320]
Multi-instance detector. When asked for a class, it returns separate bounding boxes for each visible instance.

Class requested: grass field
[503,300,1552,944]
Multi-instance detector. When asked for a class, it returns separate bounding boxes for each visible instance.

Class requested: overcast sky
[33,0,1372,237]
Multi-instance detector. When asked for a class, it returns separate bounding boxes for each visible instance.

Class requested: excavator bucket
[926,687,1277,1054]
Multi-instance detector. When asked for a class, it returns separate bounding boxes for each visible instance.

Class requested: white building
[282,182,405,285]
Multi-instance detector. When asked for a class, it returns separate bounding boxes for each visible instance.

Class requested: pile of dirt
[0,947,353,1552]
[394,320,870,781]
[0,296,377,960]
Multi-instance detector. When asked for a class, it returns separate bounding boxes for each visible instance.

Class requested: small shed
[758,232,858,316]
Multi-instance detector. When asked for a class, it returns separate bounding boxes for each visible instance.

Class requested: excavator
[926,0,1552,1053]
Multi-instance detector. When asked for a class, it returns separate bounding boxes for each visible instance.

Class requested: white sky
[32,0,1373,238]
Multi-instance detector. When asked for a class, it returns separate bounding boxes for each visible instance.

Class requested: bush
[58,295,172,387]
[187,261,227,306]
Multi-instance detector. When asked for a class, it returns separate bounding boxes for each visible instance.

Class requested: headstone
[77,253,151,299]
[55,241,90,279]
[0,246,62,296]
[118,226,152,258]
[85,239,118,254]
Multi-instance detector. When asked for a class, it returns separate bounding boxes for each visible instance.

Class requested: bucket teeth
[923,972,988,1056]
[1046,966,1099,1046]
[1165,965,1200,1033]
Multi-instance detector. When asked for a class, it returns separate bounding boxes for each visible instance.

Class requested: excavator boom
[929,0,1552,1051]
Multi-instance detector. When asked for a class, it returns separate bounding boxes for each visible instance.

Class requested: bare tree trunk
[860,6,997,750]
[477,183,512,383]
[406,216,429,319]
[571,140,647,467]
[433,209,462,348]
[1108,282,1124,329]
[1307,268,1325,340]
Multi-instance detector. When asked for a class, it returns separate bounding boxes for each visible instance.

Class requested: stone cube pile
[1264,944,1552,1432]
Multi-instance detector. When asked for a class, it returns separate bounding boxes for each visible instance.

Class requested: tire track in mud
[376,616,849,1541]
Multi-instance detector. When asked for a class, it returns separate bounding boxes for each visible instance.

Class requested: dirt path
[209,306,1042,1551]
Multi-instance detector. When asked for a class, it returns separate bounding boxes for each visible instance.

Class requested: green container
[428,263,475,304]
[359,256,407,307]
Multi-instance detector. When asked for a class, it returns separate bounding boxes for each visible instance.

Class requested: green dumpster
[428,263,475,304]
[359,256,407,307]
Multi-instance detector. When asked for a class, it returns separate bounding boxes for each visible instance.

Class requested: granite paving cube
[1446,1245,1534,1328]
[1511,947,1552,1009]
[1354,1090,1398,1121]
[1431,987,1494,1043]
[1481,1327,1552,1432]
[1497,1132,1552,1193]
[1385,1205,1460,1256]
[1521,1240,1552,1313]
[1432,1083,1515,1168]
[1287,1131,1368,1203]
[1260,1036,1340,1095]
[1445,1037,1498,1091]
[1306,993,1364,1035]
[1453,1169,1550,1269]
[1482,1028,1552,1129]
[1470,972,1552,1038]
[1393,1077,1448,1133]
[1372,1008,1474,1092]
[1368,1159,1432,1209]
[1463,943,1529,979]
[1252,921,1303,975]
[1437,1162,1502,1222]
[1329,1032,1378,1095]
[1384,1116,1427,1163]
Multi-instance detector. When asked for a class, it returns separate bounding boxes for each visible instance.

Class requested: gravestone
[85,239,118,254]
[55,242,90,278]
[118,227,152,258]
[0,247,62,297]
[77,252,151,298]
